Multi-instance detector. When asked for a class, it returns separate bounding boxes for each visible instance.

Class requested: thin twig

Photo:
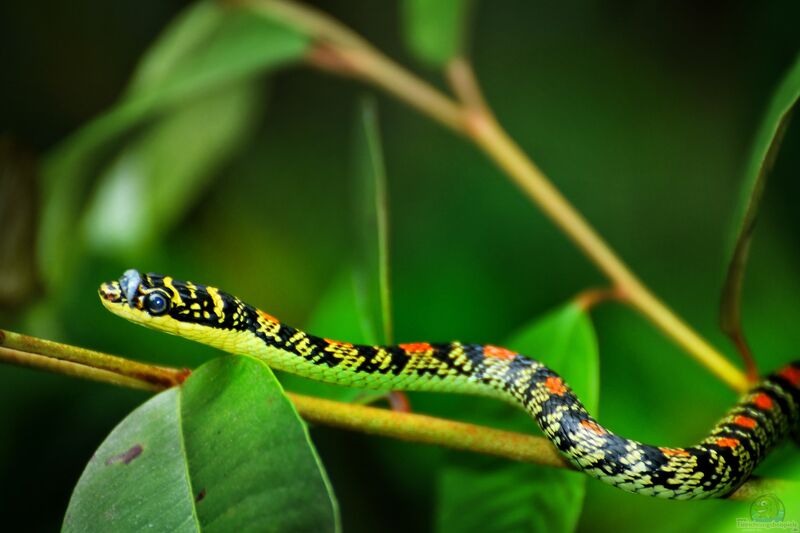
[466,113,748,393]
[0,329,189,388]
[446,56,490,115]
[288,392,569,468]
[0,346,161,391]
[729,329,759,384]
[241,0,750,393]
[574,286,625,312]
[311,41,465,131]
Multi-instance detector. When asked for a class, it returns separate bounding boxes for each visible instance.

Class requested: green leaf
[62,388,195,532]
[436,302,598,533]
[81,82,262,257]
[39,1,309,289]
[63,356,339,532]
[720,53,800,345]
[352,97,392,346]
[124,6,307,105]
[125,1,232,97]
[402,0,472,67]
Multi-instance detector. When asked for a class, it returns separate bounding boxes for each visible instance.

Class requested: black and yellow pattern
[99,269,800,500]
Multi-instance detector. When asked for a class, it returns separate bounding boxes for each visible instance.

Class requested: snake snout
[98,281,122,303]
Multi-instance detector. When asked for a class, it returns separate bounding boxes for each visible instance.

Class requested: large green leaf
[63,356,339,532]
[436,302,599,533]
[39,1,309,289]
[720,53,800,348]
[402,0,472,67]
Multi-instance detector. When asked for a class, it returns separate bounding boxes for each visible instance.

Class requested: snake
[99,269,800,500]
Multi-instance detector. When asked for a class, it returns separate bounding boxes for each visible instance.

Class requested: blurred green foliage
[403,0,471,67]
[1,0,800,531]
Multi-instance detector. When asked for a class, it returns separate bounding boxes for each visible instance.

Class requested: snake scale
[99,269,800,500]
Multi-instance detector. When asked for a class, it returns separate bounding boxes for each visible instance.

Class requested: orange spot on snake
[715,438,739,448]
[483,345,517,360]
[580,419,607,435]
[399,342,433,353]
[324,338,353,348]
[257,310,279,323]
[545,376,567,396]
[753,393,773,410]
[659,447,690,457]
[778,366,800,387]
[733,415,757,429]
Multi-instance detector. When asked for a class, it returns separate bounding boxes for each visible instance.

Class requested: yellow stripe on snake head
[185,281,198,299]
[162,276,183,306]
[206,286,225,323]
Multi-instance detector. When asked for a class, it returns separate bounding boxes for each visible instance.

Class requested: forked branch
[240,0,749,393]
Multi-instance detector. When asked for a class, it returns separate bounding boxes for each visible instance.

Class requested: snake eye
[144,291,170,315]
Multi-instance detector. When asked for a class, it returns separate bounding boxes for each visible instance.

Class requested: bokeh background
[1,0,800,531]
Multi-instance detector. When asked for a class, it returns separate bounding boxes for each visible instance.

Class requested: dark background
[1,1,799,531]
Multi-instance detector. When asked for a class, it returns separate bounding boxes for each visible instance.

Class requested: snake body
[99,270,800,500]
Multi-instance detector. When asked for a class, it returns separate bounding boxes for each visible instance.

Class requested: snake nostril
[99,282,122,302]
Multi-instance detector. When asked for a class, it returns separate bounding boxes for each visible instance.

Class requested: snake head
[99,269,177,324]
[99,269,147,308]
[98,269,253,342]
